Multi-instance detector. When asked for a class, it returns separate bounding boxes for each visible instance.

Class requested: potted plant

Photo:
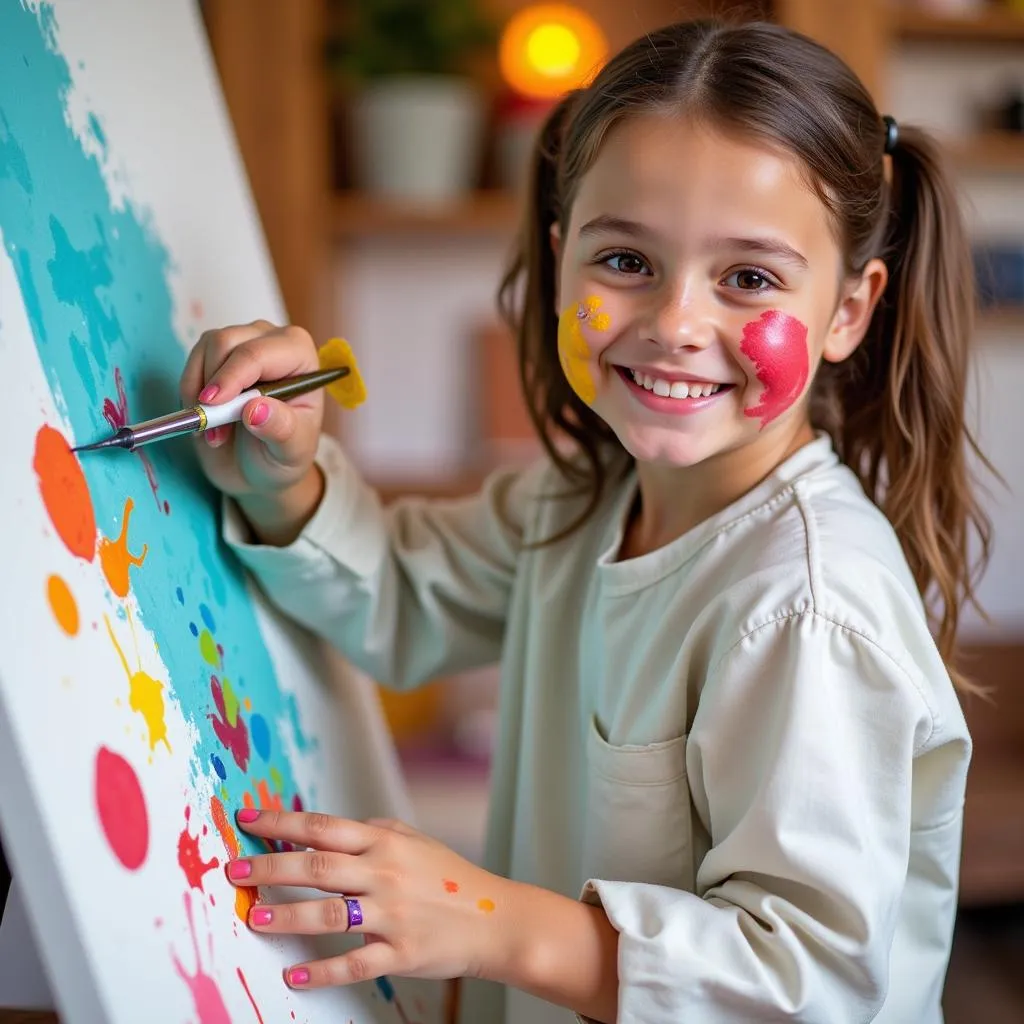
[327,0,497,203]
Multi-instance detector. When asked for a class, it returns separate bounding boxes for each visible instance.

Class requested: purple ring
[344,897,363,930]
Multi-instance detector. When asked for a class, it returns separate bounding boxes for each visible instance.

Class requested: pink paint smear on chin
[740,310,809,427]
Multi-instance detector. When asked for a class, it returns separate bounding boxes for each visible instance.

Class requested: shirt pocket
[582,714,695,891]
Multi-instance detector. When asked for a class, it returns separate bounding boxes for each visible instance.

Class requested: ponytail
[823,125,999,693]
[497,91,626,542]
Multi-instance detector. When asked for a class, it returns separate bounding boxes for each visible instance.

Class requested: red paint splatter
[102,366,168,515]
[178,809,220,892]
[209,675,250,772]
[171,891,232,1024]
[33,425,96,560]
[740,310,809,428]
[94,746,148,870]
[443,879,459,893]
[237,967,264,1023]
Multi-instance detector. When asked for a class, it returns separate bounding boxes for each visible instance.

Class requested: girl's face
[555,115,885,469]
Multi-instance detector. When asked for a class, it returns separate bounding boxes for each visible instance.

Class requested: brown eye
[727,269,772,291]
[605,252,650,275]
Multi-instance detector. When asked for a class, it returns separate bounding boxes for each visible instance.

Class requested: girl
[185,18,994,1024]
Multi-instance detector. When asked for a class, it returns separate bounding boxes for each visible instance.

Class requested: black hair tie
[882,115,899,155]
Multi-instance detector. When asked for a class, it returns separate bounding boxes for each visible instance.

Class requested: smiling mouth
[620,367,734,400]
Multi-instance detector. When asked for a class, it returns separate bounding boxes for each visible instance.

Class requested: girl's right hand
[179,321,327,541]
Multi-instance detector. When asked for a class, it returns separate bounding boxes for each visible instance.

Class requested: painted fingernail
[251,908,273,926]
[199,384,219,403]
[205,427,222,446]
[227,859,252,880]
[236,808,260,823]
[248,401,270,427]
[288,968,310,987]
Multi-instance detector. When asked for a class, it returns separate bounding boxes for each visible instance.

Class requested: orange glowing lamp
[498,4,608,100]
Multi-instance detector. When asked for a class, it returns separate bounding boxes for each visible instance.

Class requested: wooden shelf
[333,190,521,240]
[949,132,1024,172]
[894,5,1024,44]
[978,306,1024,331]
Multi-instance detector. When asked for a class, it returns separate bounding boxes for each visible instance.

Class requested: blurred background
[197,0,1023,1017]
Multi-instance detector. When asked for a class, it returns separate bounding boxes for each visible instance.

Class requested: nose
[639,280,715,352]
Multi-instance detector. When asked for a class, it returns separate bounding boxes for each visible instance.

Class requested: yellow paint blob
[318,337,367,410]
[477,898,496,914]
[557,295,610,405]
[106,615,171,753]
[98,498,148,598]
[46,574,79,635]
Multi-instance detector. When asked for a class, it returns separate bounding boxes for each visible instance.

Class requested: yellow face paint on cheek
[557,295,611,405]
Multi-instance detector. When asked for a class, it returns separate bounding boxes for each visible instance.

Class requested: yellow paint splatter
[46,574,79,636]
[269,766,284,792]
[243,697,252,711]
[477,898,496,914]
[557,295,610,405]
[98,498,148,598]
[105,614,171,753]
[198,628,220,667]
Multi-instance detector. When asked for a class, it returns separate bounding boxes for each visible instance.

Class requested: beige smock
[224,431,970,1024]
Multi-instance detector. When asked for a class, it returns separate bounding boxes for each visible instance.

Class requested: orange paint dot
[256,778,272,809]
[443,879,460,894]
[209,796,240,859]
[477,898,496,914]
[33,425,96,560]
[46,574,79,635]
[234,883,258,923]
[99,498,148,597]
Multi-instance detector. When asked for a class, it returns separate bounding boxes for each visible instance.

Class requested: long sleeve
[223,434,539,689]
[580,610,954,1024]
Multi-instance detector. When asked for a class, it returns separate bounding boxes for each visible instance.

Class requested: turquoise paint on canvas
[0,2,318,848]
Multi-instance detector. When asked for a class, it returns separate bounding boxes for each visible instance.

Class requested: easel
[0,834,57,1024]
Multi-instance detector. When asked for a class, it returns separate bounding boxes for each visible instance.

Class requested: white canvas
[0,3,445,1022]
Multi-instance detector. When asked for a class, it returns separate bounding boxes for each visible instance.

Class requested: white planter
[350,76,484,203]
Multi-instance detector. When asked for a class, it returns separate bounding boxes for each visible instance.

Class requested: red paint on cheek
[739,310,809,428]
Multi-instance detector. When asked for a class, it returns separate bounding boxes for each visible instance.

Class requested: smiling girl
[184,18,994,1024]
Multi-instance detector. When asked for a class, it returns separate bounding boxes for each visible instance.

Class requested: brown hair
[497,18,997,692]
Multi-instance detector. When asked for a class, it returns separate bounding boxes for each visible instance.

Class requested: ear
[822,257,888,363]
[550,222,562,314]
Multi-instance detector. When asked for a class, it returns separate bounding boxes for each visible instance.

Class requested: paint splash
[106,614,170,752]
[237,967,265,1024]
[98,497,148,597]
[46,573,78,635]
[443,879,459,894]
[558,296,610,405]
[178,807,220,892]
[171,891,232,1024]
[210,796,257,921]
[740,310,810,428]
[33,424,96,560]
[210,675,249,772]
[102,365,168,514]
[94,746,148,870]
[477,899,496,914]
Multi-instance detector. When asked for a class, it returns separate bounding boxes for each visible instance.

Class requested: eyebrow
[577,216,809,269]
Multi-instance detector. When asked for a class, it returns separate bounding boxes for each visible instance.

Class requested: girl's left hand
[226,808,511,990]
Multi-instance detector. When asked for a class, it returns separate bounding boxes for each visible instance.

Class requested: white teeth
[628,369,722,400]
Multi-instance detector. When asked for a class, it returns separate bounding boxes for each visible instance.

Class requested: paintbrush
[73,338,366,454]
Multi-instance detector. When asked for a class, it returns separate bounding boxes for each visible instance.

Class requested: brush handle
[199,388,262,430]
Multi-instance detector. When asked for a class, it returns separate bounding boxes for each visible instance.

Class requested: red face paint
[739,310,809,428]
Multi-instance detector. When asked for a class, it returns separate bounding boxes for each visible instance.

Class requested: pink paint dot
[94,747,148,870]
